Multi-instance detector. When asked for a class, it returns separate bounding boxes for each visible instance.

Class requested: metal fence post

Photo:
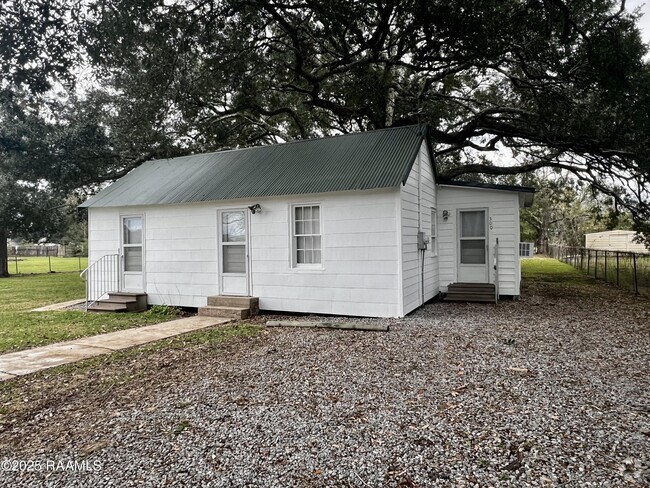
[595,250,598,279]
[581,249,584,270]
[616,252,620,287]
[633,253,639,295]
[604,251,607,282]
[587,250,591,275]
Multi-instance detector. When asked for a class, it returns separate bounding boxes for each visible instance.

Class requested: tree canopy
[86,0,650,232]
[1,0,650,263]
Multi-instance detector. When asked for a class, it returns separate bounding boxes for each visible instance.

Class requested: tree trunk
[0,228,9,277]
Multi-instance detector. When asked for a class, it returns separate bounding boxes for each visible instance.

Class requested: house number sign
[489,217,493,230]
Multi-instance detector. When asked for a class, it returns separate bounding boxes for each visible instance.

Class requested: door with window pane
[458,209,488,282]
[121,215,144,291]
[219,210,249,296]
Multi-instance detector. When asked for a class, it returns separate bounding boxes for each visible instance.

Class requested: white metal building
[585,230,648,253]
[81,125,534,317]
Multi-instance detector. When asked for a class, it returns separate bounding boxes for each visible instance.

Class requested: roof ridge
[151,124,425,162]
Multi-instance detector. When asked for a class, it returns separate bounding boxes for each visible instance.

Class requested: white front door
[121,215,144,291]
[458,209,488,283]
[218,209,249,296]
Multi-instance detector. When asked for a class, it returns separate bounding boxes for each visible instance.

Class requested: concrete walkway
[30,299,86,312]
[0,316,232,381]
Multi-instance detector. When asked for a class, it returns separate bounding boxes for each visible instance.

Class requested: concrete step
[103,295,138,304]
[88,302,129,313]
[198,306,250,319]
[106,292,147,311]
[86,292,148,313]
[207,296,259,314]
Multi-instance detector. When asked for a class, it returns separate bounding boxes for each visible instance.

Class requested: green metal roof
[80,125,427,208]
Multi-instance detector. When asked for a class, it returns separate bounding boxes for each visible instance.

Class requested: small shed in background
[585,230,648,254]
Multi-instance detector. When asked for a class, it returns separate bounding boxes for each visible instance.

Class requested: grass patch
[0,273,175,353]
[521,257,596,285]
[7,256,88,275]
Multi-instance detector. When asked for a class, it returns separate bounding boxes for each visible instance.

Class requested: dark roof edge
[399,124,429,185]
[424,130,438,181]
[437,178,536,193]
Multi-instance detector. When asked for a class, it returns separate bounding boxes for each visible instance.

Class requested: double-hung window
[293,205,321,266]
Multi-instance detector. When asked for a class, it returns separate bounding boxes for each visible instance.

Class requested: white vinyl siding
[437,186,522,296]
[87,188,402,316]
[400,140,438,315]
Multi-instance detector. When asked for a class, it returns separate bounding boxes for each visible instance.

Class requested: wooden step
[448,283,495,290]
[445,295,496,303]
[447,290,496,296]
[198,305,250,319]
[207,296,259,314]
[445,282,496,303]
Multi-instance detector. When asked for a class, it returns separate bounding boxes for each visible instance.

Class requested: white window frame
[120,214,144,273]
[219,209,248,275]
[290,203,323,269]
[430,208,438,256]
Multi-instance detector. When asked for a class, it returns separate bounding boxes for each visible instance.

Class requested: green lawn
[0,272,175,354]
[7,256,88,275]
[521,256,596,284]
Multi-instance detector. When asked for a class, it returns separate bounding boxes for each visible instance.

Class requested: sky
[627,0,650,43]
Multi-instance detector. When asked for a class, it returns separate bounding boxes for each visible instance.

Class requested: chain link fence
[549,245,650,297]
[7,244,86,258]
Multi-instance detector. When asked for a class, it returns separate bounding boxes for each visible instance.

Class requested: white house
[81,125,534,318]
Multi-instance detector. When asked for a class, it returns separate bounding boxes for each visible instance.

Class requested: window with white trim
[293,204,321,266]
[430,208,437,256]
[122,216,143,272]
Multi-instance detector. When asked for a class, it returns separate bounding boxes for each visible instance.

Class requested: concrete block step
[88,302,129,313]
[106,292,147,312]
[198,306,250,319]
[207,296,259,313]
[103,295,138,304]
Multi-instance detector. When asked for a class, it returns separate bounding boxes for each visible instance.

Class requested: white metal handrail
[80,254,120,311]
[493,238,499,303]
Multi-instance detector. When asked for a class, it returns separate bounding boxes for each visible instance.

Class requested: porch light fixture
[442,210,449,221]
[248,203,262,214]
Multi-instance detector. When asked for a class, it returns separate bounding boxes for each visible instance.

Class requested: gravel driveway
[1,274,648,487]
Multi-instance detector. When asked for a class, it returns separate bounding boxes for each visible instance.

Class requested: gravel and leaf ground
[0,258,648,487]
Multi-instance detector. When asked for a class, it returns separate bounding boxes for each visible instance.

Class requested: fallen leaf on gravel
[507,366,532,375]
[80,440,110,456]
[503,459,522,471]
